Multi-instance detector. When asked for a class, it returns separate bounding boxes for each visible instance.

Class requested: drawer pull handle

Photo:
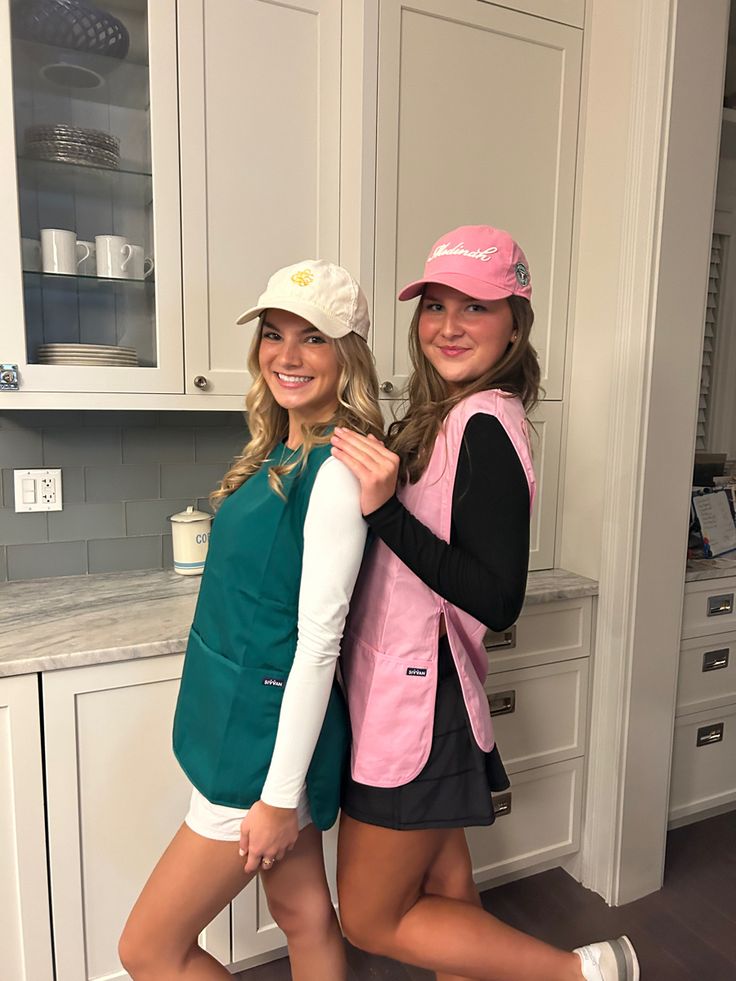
[702,648,730,672]
[485,625,517,651]
[492,791,512,818]
[707,593,733,617]
[696,722,724,747]
[488,689,516,716]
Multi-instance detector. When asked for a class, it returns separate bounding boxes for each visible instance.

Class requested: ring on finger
[260,856,276,868]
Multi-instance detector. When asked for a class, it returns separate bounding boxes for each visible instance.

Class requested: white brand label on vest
[406,667,428,677]
[262,677,285,687]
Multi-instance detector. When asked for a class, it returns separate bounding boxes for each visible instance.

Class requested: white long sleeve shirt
[260,456,367,808]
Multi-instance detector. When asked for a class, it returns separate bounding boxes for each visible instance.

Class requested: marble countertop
[686,555,736,582]
[0,567,598,678]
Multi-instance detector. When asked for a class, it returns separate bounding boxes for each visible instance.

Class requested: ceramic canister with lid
[169,505,212,575]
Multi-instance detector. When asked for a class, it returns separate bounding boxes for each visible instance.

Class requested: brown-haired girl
[331,226,639,981]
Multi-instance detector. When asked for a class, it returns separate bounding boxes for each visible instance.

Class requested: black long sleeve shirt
[365,414,530,631]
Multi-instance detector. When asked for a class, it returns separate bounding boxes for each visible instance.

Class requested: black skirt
[341,635,510,830]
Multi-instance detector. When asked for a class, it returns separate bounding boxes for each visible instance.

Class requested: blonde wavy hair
[388,294,541,485]
[211,313,383,506]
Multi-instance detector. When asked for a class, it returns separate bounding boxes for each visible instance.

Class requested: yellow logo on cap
[291,269,314,287]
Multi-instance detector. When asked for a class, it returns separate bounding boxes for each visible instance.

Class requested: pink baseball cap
[398,225,532,303]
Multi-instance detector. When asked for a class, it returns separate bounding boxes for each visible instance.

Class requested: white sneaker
[574,935,640,981]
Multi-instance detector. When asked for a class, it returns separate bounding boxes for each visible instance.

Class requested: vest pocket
[173,627,287,807]
[345,640,436,787]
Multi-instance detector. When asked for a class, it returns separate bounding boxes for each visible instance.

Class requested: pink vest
[341,390,536,787]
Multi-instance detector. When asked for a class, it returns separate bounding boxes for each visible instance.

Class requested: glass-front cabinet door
[0,0,182,396]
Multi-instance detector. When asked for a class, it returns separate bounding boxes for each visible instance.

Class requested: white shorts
[184,785,313,841]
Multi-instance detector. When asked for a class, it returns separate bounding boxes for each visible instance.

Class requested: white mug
[41,228,77,274]
[21,237,42,271]
[126,244,155,280]
[95,234,132,279]
[76,240,96,276]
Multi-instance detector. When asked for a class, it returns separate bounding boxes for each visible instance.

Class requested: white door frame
[564,0,729,904]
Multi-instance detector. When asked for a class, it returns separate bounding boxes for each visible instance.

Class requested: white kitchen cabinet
[42,655,230,981]
[468,593,593,886]
[468,758,584,886]
[371,0,582,400]
[671,575,736,826]
[0,0,185,398]
[0,673,54,981]
[486,595,593,674]
[178,0,343,397]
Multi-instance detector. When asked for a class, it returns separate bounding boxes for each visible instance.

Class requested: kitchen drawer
[487,658,589,773]
[676,633,736,717]
[466,758,583,886]
[681,577,736,639]
[485,597,592,674]
[669,704,736,823]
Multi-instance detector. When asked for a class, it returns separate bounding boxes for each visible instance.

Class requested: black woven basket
[12,0,130,59]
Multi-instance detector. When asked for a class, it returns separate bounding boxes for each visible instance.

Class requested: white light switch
[21,478,36,504]
[13,469,62,512]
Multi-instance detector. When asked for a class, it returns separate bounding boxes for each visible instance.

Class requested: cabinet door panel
[669,704,736,823]
[0,674,54,981]
[43,656,230,980]
[180,0,342,396]
[0,1,184,397]
[528,399,562,570]
[373,0,582,399]
[467,758,583,886]
[486,658,589,773]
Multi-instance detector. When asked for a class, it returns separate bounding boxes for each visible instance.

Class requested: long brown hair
[211,314,383,506]
[388,294,541,484]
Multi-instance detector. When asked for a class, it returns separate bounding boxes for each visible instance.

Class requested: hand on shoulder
[330,428,399,515]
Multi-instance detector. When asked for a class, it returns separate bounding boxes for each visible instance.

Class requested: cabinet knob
[193,375,209,390]
[380,380,394,394]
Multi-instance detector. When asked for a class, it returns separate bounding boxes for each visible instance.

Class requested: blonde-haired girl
[120,260,382,981]
[332,226,640,981]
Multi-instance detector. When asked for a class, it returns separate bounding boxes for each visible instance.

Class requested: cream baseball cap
[236,259,370,340]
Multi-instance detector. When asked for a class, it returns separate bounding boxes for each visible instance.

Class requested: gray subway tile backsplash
[122,428,195,465]
[43,428,122,467]
[0,427,44,468]
[48,502,125,543]
[85,464,160,503]
[160,463,226,500]
[0,410,244,581]
[194,426,247,464]
[88,536,163,574]
[125,499,191,537]
[7,540,87,580]
[0,508,48,546]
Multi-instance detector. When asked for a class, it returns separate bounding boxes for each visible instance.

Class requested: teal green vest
[172,442,349,831]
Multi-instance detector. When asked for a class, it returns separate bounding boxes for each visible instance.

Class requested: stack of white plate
[36,343,138,366]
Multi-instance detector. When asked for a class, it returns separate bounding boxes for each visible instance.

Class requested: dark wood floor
[239,810,736,980]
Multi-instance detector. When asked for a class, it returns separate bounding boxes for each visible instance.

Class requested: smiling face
[417,283,515,393]
[258,308,340,437]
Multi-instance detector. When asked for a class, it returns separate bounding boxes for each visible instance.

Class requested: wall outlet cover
[13,469,63,512]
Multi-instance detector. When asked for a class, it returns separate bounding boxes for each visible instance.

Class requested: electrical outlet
[13,469,63,512]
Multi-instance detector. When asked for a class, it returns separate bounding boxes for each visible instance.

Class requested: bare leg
[423,829,482,981]
[259,823,346,981]
[120,821,341,981]
[337,815,585,981]
[119,822,249,980]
